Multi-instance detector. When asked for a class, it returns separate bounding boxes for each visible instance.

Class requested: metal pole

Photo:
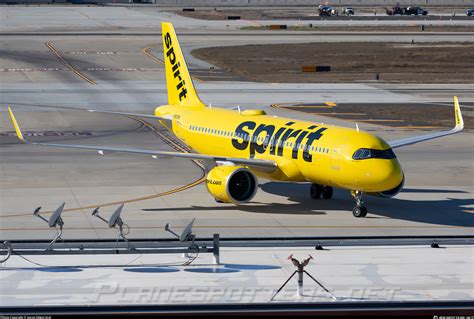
[304,270,338,301]
[45,225,63,251]
[270,271,297,301]
[297,266,304,297]
[213,233,220,264]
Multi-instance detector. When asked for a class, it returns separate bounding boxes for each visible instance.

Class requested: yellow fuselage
[156,105,404,193]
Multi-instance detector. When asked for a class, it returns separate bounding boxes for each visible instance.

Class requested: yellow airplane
[7,22,464,218]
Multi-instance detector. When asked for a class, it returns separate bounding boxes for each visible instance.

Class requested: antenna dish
[180,218,195,242]
[108,203,124,228]
[92,204,133,250]
[33,203,67,251]
[48,202,65,227]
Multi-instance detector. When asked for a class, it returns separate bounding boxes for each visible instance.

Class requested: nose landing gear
[351,190,367,218]
[310,184,333,199]
[310,185,367,217]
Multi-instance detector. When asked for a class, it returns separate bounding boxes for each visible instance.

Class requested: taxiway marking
[0,117,205,218]
[394,125,442,129]
[45,42,96,85]
[311,112,367,115]
[141,44,204,83]
[359,119,405,122]
[272,103,441,130]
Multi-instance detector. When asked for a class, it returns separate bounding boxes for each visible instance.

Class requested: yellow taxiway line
[45,42,96,85]
[394,125,442,129]
[0,117,205,218]
[359,119,405,122]
[141,45,164,65]
[311,112,367,115]
[141,44,204,83]
[273,103,442,130]
[275,102,337,109]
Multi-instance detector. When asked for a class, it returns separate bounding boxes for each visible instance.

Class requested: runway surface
[2,6,474,33]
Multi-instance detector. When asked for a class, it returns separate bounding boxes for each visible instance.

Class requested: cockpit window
[352,148,396,160]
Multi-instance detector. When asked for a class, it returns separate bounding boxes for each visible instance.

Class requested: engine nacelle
[206,165,258,204]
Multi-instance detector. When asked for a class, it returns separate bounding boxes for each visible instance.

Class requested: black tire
[310,183,322,199]
[353,206,363,217]
[353,206,368,218]
[322,186,333,199]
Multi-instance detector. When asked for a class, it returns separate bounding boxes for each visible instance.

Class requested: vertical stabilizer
[162,22,205,107]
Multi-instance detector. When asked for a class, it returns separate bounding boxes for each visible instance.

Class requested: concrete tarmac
[0,7,472,241]
[1,82,472,240]
[1,6,474,33]
[1,245,473,306]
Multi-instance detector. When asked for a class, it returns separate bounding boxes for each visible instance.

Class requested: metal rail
[0,234,221,264]
[2,235,471,264]
[4,234,473,246]
[1,300,473,316]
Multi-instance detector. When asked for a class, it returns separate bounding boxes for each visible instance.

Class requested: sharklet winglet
[7,106,25,143]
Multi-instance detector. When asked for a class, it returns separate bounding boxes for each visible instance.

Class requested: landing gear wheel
[322,186,333,199]
[353,206,368,218]
[310,183,322,199]
[351,190,367,218]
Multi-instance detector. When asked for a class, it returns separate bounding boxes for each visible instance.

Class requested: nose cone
[379,159,404,193]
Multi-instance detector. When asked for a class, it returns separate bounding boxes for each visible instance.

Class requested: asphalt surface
[2,6,474,33]
[0,6,472,240]
[1,82,472,240]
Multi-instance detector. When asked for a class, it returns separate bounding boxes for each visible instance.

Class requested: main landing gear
[310,183,333,200]
[351,190,367,218]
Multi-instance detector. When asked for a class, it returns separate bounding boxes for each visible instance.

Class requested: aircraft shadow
[261,182,474,227]
[143,182,473,227]
[143,203,328,216]
[400,188,468,194]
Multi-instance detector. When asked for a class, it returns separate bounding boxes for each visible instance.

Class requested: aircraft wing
[388,96,464,149]
[9,104,170,121]
[85,108,169,120]
[7,107,277,173]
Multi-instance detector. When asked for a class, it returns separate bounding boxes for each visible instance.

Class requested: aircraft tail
[162,22,205,107]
